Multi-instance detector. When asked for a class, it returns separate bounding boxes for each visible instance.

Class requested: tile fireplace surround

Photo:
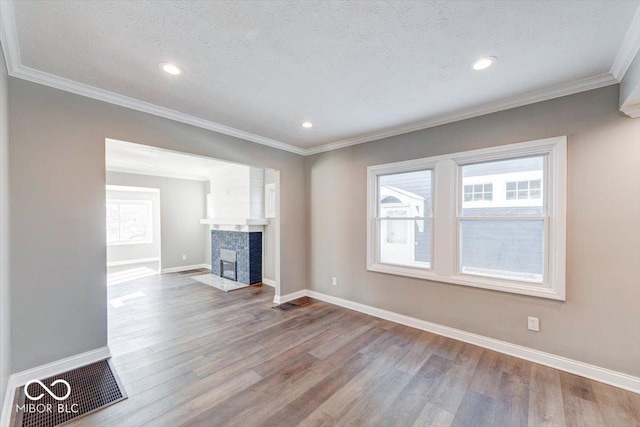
[211,230,262,285]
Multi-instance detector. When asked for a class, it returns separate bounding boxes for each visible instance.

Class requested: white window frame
[367,136,566,300]
[106,199,154,246]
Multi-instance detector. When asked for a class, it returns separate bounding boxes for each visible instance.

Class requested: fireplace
[220,249,237,281]
[211,230,262,285]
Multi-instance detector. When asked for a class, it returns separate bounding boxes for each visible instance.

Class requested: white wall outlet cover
[182,255,187,260]
[332,277,337,286]
[528,316,540,332]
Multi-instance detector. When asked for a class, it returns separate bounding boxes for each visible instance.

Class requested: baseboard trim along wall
[261,278,276,287]
[273,289,306,305]
[160,263,210,274]
[107,257,160,267]
[0,346,111,427]
[274,289,640,394]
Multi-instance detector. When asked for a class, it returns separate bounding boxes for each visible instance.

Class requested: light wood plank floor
[69,270,639,427]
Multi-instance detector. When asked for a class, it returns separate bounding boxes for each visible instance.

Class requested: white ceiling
[3,1,640,154]
[106,139,235,181]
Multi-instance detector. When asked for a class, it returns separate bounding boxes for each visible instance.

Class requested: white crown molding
[303,290,640,394]
[0,0,635,159]
[14,65,308,156]
[1,346,111,427]
[0,1,19,70]
[610,6,640,81]
[304,73,618,155]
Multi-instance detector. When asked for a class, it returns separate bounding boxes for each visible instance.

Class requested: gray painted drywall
[8,78,306,373]
[306,85,640,377]
[106,173,206,270]
[105,186,161,265]
[0,43,10,409]
[264,169,277,282]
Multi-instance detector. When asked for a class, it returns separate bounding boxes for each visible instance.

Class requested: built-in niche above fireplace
[211,230,262,285]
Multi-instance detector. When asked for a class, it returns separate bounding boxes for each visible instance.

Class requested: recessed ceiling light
[471,56,496,71]
[147,164,156,167]
[302,122,313,128]
[158,62,183,75]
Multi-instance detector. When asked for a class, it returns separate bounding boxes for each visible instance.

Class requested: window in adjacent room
[106,200,153,245]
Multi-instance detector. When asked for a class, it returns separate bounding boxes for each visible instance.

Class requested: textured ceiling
[106,139,235,180]
[10,1,640,149]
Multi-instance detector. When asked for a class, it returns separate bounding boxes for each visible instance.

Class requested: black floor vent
[14,359,127,427]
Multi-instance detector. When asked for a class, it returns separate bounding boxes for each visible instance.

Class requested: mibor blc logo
[16,379,79,414]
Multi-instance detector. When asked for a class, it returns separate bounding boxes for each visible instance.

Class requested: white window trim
[107,199,154,246]
[367,136,567,301]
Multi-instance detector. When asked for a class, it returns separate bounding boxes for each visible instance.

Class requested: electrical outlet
[182,254,187,260]
[528,316,540,332]
[332,277,337,286]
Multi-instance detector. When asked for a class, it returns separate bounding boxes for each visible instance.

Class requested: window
[506,179,541,200]
[367,136,566,300]
[106,200,153,245]
[464,183,493,201]
[374,169,432,269]
[460,157,544,283]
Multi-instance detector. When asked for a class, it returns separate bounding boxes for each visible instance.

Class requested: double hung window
[367,137,566,300]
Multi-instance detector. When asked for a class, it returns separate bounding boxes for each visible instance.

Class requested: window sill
[367,263,565,301]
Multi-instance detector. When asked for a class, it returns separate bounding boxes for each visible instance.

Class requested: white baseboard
[1,346,111,427]
[273,289,306,305]
[304,290,640,394]
[261,278,276,287]
[161,263,210,274]
[107,257,160,267]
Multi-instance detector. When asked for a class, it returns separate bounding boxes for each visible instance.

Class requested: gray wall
[8,78,306,373]
[0,43,10,409]
[264,169,277,282]
[107,173,206,270]
[306,85,640,377]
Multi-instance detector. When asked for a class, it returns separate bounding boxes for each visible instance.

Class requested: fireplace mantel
[200,218,268,226]
[200,218,268,232]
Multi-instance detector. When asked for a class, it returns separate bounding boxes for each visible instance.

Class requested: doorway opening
[104,138,281,353]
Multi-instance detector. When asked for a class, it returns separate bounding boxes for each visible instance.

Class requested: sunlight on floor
[107,266,158,286]
[109,291,147,308]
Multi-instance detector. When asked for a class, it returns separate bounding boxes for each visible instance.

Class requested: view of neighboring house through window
[106,200,153,245]
[464,183,493,201]
[377,169,432,268]
[367,136,566,300]
[506,179,541,200]
[460,157,545,283]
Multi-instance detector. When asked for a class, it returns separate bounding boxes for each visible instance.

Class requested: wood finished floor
[68,270,639,427]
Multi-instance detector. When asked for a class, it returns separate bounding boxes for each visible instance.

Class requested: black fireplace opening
[220,248,237,281]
